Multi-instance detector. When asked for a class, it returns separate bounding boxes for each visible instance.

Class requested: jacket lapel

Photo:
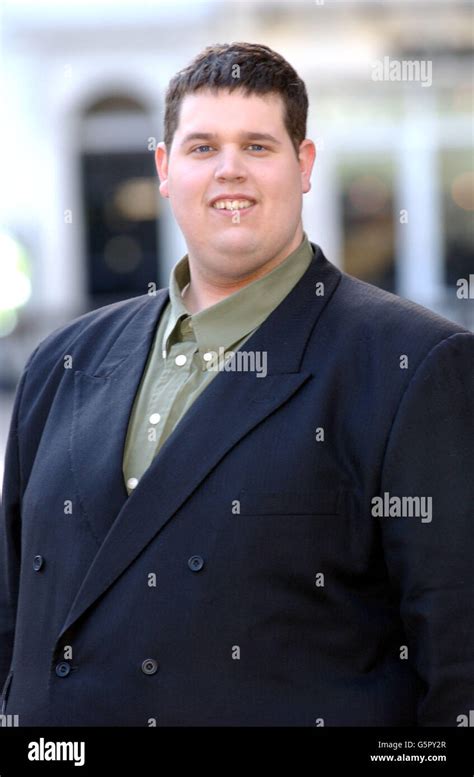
[70,291,169,544]
[60,244,341,640]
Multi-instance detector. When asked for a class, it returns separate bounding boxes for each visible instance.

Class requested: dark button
[55,661,71,678]
[188,555,204,572]
[141,658,159,675]
[33,555,44,571]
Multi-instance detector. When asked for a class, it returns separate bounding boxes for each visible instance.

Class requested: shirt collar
[163,231,314,356]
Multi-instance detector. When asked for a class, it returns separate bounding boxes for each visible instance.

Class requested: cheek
[261,164,299,197]
[169,166,205,204]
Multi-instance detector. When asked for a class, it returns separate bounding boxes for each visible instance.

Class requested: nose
[214,147,247,182]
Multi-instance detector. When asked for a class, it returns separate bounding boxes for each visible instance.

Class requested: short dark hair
[163,42,308,156]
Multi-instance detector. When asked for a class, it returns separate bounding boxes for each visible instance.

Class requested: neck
[181,229,304,314]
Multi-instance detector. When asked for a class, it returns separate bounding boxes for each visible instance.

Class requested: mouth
[209,198,257,217]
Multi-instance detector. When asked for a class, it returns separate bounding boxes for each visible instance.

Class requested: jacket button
[55,661,71,677]
[188,555,204,572]
[33,555,44,571]
[141,658,159,675]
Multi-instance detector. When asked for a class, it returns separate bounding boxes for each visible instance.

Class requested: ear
[155,142,170,198]
[298,139,316,195]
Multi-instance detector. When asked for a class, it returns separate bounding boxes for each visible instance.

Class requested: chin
[213,231,260,253]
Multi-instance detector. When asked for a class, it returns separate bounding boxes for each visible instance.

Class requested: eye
[192,145,213,153]
[247,144,266,152]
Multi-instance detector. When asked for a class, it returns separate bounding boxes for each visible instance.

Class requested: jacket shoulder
[333,270,468,342]
[22,292,164,378]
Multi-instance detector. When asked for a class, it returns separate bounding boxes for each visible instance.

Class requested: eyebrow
[180,131,282,148]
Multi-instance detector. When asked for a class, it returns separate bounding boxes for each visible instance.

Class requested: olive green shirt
[122,232,314,495]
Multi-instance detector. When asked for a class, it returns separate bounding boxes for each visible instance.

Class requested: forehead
[175,88,286,134]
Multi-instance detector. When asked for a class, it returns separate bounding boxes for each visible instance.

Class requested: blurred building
[0,0,472,403]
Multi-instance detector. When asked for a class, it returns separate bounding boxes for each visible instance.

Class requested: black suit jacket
[1,243,473,726]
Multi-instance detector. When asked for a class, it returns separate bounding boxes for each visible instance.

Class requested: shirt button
[188,555,204,572]
[149,413,161,424]
[141,658,159,675]
[175,354,187,366]
[127,477,139,490]
[55,661,71,678]
[33,555,44,571]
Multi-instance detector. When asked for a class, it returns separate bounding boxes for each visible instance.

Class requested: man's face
[155,88,315,281]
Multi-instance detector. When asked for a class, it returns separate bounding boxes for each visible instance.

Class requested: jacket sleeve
[0,345,40,695]
[379,331,474,726]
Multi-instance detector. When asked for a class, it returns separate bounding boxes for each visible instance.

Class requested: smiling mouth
[211,198,256,210]
[210,199,256,216]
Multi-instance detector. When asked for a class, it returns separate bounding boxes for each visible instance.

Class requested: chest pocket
[238,488,343,516]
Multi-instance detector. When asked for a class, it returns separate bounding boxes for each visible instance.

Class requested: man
[0,42,473,727]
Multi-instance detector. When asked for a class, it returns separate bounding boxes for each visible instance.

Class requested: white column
[303,114,342,267]
[395,93,443,305]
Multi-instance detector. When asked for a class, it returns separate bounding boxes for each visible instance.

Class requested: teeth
[212,199,254,210]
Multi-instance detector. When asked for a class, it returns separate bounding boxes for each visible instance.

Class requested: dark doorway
[81,150,159,309]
